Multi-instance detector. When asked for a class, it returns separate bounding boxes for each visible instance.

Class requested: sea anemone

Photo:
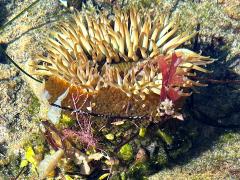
[27,8,211,118]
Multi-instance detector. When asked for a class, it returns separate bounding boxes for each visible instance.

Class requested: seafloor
[0,0,240,179]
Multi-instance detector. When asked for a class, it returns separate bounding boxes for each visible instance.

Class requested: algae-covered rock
[0,0,63,178]
[168,138,192,159]
[128,162,150,179]
[219,0,240,20]
[152,145,168,166]
[150,131,240,179]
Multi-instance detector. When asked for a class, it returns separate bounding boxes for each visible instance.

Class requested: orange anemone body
[45,76,161,118]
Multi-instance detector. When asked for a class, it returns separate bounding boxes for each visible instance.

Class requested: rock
[152,145,168,166]
[0,0,62,178]
[128,162,150,178]
[135,148,148,163]
[145,141,158,158]
[219,0,240,20]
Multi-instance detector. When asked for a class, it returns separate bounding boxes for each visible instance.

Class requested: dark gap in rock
[0,43,9,64]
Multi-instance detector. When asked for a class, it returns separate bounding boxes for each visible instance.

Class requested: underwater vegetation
[0,0,240,179]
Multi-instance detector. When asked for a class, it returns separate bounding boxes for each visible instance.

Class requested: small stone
[105,133,115,141]
[135,148,148,163]
[145,141,157,158]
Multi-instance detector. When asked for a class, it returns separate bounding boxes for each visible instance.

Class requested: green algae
[139,127,147,138]
[118,144,134,161]
[128,162,150,180]
[27,94,40,116]
[152,145,168,166]
[157,129,173,146]
[59,114,75,126]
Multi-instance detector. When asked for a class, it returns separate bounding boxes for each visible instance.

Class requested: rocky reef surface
[0,0,240,179]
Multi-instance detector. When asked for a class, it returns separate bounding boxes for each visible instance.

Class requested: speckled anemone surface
[28,8,211,117]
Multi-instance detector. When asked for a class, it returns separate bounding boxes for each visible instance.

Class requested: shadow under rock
[164,36,240,167]
[0,1,8,27]
[0,1,10,64]
[0,43,9,64]
[191,38,240,128]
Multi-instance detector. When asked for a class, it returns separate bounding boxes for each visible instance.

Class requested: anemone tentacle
[30,8,211,100]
